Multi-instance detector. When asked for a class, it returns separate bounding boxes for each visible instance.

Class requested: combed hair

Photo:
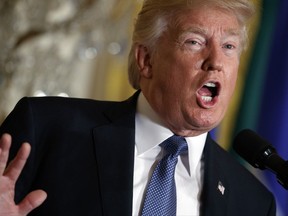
[128,0,255,89]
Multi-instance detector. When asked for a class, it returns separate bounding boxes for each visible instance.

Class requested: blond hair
[128,0,255,90]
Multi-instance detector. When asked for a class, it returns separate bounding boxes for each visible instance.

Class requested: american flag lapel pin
[217,181,225,195]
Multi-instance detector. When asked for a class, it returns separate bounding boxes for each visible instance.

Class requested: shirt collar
[135,93,173,155]
[135,93,207,173]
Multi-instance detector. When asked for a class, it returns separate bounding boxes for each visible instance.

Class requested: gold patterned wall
[0,0,139,123]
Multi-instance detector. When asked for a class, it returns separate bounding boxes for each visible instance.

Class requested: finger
[0,133,12,175]
[18,190,47,215]
[4,142,31,182]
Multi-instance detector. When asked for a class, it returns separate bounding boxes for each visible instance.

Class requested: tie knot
[160,135,188,157]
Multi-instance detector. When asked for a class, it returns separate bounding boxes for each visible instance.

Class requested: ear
[135,44,152,78]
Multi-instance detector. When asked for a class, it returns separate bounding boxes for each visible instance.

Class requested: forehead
[171,5,241,37]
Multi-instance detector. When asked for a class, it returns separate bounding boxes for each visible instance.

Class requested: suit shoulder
[20,96,119,108]
[13,96,126,115]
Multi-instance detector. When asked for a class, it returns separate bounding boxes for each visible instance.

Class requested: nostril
[202,56,223,72]
[203,63,223,72]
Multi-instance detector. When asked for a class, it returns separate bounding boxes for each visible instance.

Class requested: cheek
[230,68,239,92]
[226,62,239,88]
[152,62,186,90]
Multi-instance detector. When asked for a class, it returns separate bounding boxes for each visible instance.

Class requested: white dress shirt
[132,93,207,216]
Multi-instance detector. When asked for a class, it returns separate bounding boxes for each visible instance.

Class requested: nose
[202,45,223,72]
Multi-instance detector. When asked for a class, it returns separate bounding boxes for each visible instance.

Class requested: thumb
[18,190,47,215]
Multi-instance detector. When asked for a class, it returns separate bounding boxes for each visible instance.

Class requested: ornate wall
[0,0,138,122]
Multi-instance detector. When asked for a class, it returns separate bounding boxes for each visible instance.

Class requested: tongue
[198,86,212,96]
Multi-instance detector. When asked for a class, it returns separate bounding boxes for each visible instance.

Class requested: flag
[256,0,288,215]
[228,0,288,215]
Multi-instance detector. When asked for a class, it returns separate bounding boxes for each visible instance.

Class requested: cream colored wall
[0,0,141,123]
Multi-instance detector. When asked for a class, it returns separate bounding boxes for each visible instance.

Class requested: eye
[189,40,199,45]
[223,44,235,50]
[184,39,203,51]
[186,40,201,46]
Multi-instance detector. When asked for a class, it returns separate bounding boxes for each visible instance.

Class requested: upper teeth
[204,82,216,87]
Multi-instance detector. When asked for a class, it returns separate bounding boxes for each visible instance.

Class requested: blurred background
[0,0,138,122]
[0,0,287,215]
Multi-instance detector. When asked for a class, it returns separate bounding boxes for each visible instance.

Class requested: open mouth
[197,81,220,107]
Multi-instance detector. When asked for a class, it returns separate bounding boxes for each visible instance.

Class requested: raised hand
[0,133,47,216]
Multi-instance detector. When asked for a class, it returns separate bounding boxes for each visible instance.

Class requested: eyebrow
[178,26,241,38]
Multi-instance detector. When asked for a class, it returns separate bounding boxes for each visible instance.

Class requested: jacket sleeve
[0,97,38,203]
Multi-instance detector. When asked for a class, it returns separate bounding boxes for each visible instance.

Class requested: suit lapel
[92,93,138,215]
[201,134,229,216]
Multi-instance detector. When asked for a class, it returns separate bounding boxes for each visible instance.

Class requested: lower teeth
[202,96,212,102]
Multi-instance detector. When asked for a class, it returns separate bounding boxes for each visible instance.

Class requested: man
[0,0,276,215]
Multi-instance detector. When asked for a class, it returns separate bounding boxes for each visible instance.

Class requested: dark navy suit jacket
[0,92,276,215]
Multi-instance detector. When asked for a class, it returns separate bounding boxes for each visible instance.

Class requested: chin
[193,118,220,132]
[199,109,224,126]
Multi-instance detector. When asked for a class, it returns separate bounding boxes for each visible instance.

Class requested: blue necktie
[141,135,188,216]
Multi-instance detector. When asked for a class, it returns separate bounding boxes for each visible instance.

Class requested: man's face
[138,5,242,136]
